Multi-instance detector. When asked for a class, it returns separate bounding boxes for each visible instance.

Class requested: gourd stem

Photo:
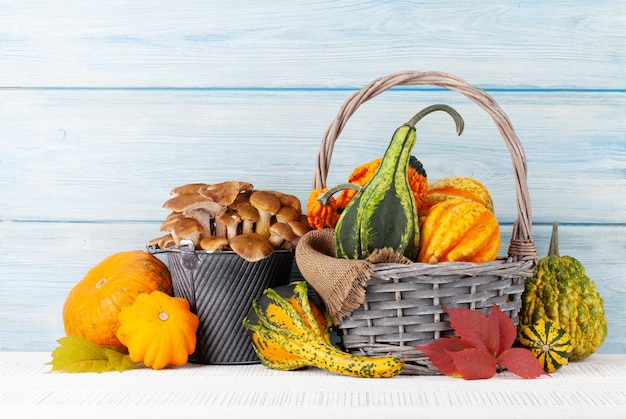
[317,183,362,205]
[548,221,560,257]
[406,104,465,136]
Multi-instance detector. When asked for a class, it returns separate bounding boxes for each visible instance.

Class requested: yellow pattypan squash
[116,290,199,369]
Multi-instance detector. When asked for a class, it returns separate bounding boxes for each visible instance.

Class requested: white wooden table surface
[1,352,625,419]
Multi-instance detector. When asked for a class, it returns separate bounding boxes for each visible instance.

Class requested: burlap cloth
[295,228,412,325]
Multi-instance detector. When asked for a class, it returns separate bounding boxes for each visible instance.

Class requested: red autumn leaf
[415,304,548,380]
[498,348,548,379]
[415,337,474,376]
[448,347,496,380]
[488,304,517,356]
[446,306,496,354]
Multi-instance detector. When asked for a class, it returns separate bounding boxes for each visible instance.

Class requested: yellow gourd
[419,176,494,219]
[418,198,500,263]
[116,290,199,370]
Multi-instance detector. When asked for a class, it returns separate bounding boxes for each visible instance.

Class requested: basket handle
[313,71,537,263]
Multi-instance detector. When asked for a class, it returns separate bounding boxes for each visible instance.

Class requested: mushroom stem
[255,211,272,237]
[226,224,239,240]
[242,221,255,234]
[215,221,227,238]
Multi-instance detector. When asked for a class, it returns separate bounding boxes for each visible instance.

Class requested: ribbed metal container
[149,241,293,364]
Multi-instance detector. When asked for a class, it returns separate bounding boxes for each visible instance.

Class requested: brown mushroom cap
[249,190,281,237]
[200,236,229,252]
[236,203,260,234]
[183,197,227,237]
[250,190,281,213]
[199,181,242,207]
[275,192,302,214]
[228,191,252,210]
[229,233,274,262]
[148,233,175,249]
[268,222,297,249]
[159,234,176,249]
[182,208,214,237]
[159,212,186,232]
[217,212,242,240]
[170,183,208,196]
[288,220,311,238]
[287,220,311,248]
[163,193,214,213]
[163,191,225,236]
[167,217,204,247]
[275,205,301,224]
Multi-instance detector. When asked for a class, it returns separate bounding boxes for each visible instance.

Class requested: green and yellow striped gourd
[518,319,573,373]
[334,104,464,260]
[242,281,404,378]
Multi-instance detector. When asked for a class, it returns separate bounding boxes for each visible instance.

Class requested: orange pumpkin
[63,250,173,348]
[306,188,341,230]
[418,199,500,264]
[117,290,199,369]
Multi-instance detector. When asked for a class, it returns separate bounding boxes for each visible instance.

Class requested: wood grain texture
[1,89,624,223]
[1,1,625,88]
[0,1,624,354]
[0,222,623,353]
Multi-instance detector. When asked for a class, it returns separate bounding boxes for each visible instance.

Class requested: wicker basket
[312,71,538,375]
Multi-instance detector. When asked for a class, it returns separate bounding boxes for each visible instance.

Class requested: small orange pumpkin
[418,199,500,264]
[62,250,173,349]
[117,290,199,370]
[306,188,341,230]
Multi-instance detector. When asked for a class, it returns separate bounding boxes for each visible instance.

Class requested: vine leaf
[47,336,141,373]
[415,304,547,380]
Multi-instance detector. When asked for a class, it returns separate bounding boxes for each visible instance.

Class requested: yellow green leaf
[103,347,141,372]
[47,336,141,373]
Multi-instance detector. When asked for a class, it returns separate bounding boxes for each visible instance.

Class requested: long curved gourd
[334,104,464,260]
[243,281,404,378]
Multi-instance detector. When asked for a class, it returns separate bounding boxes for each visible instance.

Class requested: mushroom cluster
[149,181,311,262]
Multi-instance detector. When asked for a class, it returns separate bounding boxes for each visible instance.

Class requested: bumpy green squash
[334,104,464,260]
[519,221,607,361]
[242,281,404,378]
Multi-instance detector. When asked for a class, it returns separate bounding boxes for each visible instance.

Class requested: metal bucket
[148,241,293,364]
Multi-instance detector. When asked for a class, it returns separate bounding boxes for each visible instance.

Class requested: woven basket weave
[312,71,538,375]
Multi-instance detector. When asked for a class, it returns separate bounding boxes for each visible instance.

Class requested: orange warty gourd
[117,290,199,370]
[306,188,341,230]
[63,250,173,349]
[418,199,500,264]
[419,176,494,221]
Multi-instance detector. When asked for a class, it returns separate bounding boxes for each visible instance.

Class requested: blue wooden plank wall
[1,1,624,354]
